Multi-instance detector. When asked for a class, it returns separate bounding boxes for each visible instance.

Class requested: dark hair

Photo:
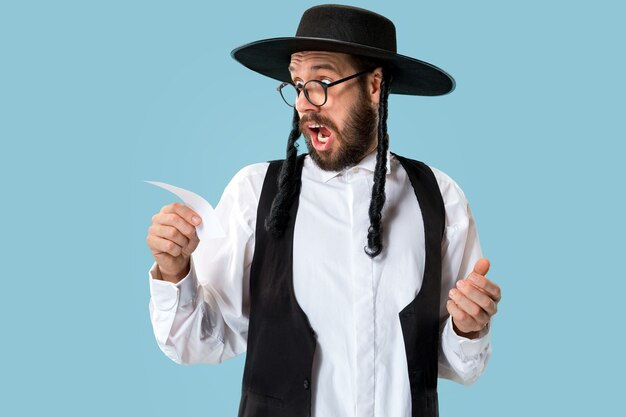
[364,71,391,258]
[265,108,302,237]
[349,55,393,257]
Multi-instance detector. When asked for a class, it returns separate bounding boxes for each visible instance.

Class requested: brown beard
[299,87,378,172]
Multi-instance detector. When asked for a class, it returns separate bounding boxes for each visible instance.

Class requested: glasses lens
[305,81,326,106]
[279,83,298,107]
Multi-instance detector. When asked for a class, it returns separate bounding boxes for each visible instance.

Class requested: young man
[146,5,501,417]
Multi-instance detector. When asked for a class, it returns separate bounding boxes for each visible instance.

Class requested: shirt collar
[309,150,393,183]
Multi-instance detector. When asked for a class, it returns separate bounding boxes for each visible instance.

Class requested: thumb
[473,258,490,276]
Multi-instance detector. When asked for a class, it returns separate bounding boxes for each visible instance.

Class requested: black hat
[231,4,455,96]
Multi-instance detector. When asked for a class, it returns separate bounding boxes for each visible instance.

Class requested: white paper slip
[145,181,226,240]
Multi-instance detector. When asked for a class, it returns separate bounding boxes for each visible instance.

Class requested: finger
[468,274,502,303]
[181,231,200,257]
[146,234,184,257]
[149,224,190,249]
[456,280,497,316]
[152,212,197,239]
[473,258,490,276]
[449,288,490,325]
[446,300,480,333]
[162,202,202,228]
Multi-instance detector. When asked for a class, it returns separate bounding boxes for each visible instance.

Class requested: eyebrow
[288,63,339,73]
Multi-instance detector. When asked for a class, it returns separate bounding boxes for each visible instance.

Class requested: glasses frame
[277,68,374,108]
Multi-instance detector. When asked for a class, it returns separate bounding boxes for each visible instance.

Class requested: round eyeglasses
[277,68,373,108]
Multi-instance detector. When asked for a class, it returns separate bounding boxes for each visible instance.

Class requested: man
[146,5,501,417]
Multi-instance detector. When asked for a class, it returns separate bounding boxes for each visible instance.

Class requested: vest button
[303,379,310,390]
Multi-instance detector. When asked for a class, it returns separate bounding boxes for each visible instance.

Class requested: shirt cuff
[148,259,198,311]
[444,316,490,357]
[441,316,491,384]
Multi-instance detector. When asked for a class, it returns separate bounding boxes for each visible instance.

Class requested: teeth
[317,130,328,143]
[308,124,323,129]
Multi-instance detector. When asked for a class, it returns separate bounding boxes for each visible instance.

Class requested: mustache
[298,114,339,134]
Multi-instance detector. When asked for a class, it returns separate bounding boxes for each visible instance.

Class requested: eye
[294,80,305,89]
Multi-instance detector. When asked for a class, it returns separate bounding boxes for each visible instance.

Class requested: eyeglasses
[277,68,373,108]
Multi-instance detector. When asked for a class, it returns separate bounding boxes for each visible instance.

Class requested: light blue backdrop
[1,0,624,415]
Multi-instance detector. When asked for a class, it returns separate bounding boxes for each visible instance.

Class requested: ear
[368,67,384,105]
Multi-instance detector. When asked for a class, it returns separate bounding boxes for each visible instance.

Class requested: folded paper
[145,181,225,240]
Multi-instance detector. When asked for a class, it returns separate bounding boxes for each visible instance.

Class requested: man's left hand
[446,258,501,339]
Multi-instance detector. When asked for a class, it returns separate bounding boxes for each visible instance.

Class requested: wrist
[157,264,190,284]
[452,318,481,340]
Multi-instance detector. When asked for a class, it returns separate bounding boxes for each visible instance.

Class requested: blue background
[1,0,624,415]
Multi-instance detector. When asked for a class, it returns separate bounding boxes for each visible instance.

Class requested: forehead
[288,51,355,74]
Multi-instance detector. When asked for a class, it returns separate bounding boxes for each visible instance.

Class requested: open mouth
[307,123,332,143]
[306,123,334,151]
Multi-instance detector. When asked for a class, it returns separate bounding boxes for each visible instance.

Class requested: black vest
[238,154,445,417]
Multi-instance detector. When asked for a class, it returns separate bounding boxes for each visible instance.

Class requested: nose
[295,90,320,113]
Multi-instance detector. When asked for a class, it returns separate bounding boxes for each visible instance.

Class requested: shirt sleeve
[147,163,268,365]
[431,167,492,385]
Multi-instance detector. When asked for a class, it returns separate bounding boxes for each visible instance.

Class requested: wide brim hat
[231,4,455,96]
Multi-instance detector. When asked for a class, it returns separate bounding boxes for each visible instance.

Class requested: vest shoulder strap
[392,153,445,239]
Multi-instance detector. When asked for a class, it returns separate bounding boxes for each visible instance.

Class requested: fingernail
[449,289,456,298]
[192,216,201,225]
[456,280,465,289]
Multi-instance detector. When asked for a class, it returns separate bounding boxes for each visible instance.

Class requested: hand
[146,202,202,283]
[446,258,501,339]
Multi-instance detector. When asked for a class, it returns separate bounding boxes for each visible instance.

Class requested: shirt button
[303,379,310,390]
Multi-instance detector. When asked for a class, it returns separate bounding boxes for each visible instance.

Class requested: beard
[299,89,378,172]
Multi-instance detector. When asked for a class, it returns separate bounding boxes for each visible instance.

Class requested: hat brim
[231,37,455,96]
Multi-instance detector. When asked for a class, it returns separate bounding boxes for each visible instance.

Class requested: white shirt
[149,151,491,417]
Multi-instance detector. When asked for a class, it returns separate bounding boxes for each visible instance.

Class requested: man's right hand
[146,202,202,283]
